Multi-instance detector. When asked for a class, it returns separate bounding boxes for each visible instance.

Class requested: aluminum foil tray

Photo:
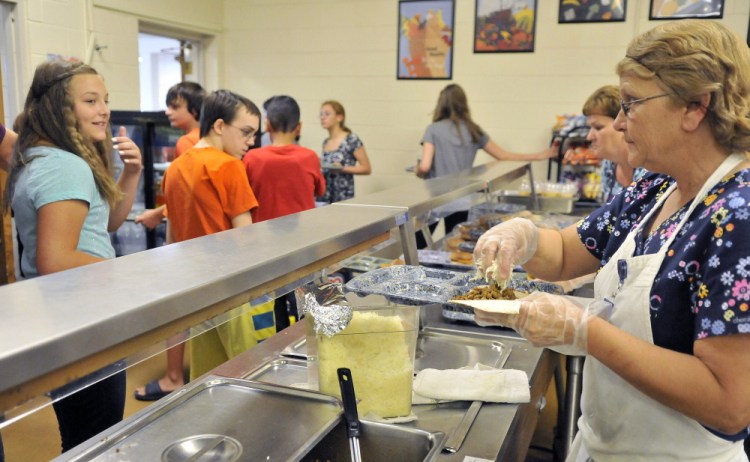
[345,266,564,307]
[345,266,479,305]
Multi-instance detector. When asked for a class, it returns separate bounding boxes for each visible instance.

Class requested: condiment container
[311,305,419,418]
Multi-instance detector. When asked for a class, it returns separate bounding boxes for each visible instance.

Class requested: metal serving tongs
[337,368,362,462]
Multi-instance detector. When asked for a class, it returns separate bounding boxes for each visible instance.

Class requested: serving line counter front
[0,159,555,461]
[0,204,402,416]
[59,305,556,462]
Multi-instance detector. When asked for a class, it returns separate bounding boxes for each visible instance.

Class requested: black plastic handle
[337,368,361,438]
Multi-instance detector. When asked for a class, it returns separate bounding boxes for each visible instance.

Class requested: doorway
[138,31,203,111]
[0,0,20,284]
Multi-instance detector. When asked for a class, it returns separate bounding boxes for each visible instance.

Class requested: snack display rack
[548,115,603,204]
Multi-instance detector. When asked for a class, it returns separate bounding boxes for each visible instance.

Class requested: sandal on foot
[134,379,171,401]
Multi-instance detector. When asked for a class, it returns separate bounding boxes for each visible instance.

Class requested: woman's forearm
[588,318,750,434]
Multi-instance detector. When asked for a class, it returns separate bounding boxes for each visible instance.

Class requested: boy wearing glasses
[162,90,276,380]
[243,95,325,330]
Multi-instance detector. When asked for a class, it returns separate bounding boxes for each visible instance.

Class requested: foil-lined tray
[345,266,563,308]
[345,266,476,305]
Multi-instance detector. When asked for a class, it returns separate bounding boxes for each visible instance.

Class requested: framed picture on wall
[474,0,536,53]
[559,0,627,23]
[397,0,455,80]
[649,0,723,20]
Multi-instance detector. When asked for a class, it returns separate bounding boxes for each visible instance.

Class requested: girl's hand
[113,125,142,175]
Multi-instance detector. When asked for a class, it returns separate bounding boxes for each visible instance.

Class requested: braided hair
[4,61,120,211]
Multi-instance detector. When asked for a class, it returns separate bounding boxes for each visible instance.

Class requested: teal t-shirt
[12,146,115,278]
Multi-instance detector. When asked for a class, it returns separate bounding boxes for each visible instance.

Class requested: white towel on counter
[412,363,530,404]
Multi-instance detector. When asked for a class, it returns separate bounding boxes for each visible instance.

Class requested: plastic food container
[311,305,420,418]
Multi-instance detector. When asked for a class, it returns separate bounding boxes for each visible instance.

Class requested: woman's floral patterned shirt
[578,170,750,355]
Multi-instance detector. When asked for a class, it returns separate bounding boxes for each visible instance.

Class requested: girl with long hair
[4,60,142,452]
[416,83,554,240]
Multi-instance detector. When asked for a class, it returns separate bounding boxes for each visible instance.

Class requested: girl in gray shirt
[415,84,554,237]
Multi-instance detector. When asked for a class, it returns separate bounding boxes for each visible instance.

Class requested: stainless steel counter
[338,161,529,217]
[207,306,557,462]
[0,205,402,410]
[0,157,550,460]
[338,160,533,262]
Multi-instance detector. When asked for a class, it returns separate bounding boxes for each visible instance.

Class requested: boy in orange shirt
[133,82,208,400]
[163,89,274,381]
[135,82,206,230]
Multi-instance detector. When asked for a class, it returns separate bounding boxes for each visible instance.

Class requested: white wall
[221,0,750,197]
[3,0,223,114]
[3,0,749,196]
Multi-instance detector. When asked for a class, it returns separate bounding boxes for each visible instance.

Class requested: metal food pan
[277,328,511,373]
[59,377,341,462]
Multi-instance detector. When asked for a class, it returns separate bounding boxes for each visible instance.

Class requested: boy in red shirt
[243,95,325,222]
[243,95,325,330]
[163,89,275,380]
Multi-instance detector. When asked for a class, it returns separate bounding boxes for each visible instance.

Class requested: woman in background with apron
[473,20,750,461]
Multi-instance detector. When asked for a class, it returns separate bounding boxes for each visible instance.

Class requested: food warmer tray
[63,377,341,462]
[270,327,511,376]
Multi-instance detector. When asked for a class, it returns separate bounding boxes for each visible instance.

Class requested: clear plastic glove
[473,217,539,283]
[473,293,613,356]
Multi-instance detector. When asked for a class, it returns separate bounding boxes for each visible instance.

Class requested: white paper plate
[448,299,521,314]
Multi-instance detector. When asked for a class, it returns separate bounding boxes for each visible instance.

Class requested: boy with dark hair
[243,95,324,223]
[134,82,207,401]
[164,89,275,380]
[135,81,206,230]
[167,81,206,159]
[243,95,325,329]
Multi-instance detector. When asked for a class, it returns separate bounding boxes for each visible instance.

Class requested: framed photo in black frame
[559,0,626,23]
[397,0,455,80]
[474,0,537,53]
[649,0,723,20]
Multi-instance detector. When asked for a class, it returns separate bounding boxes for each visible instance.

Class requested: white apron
[569,152,749,462]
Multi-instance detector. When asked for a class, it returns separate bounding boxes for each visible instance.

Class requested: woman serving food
[473,20,750,461]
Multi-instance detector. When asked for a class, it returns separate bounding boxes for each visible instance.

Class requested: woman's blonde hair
[616,20,750,152]
[4,61,120,211]
[582,85,621,120]
[322,100,351,133]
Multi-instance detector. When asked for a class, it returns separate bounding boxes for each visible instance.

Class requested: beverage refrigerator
[110,111,182,255]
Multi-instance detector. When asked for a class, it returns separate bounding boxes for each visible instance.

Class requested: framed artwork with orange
[398,0,455,80]
[474,0,536,53]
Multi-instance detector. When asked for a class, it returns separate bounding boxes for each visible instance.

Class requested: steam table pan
[59,376,341,462]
